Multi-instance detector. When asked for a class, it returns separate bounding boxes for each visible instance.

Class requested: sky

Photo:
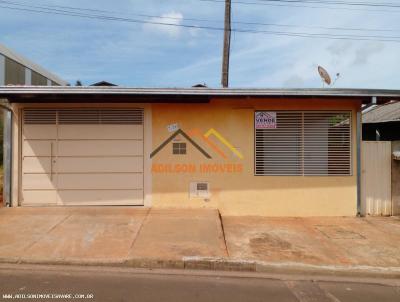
[1,0,400,88]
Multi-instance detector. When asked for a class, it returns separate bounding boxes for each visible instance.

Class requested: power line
[1,3,399,42]
[199,0,400,13]
[251,0,400,8]
[1,0,400,33]
[5,0,400,12]
[233,20,399,33]
[202,0,400,8]
[1,3,400,43]
[0,0,216,23]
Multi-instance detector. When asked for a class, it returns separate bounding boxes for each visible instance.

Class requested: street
[0,264,399,302]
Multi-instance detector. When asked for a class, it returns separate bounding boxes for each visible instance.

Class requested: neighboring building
[0,87,399,216]
[363,101,400,141]
[0,44,67,205]
[362,101,400,217]
[0,43,67,86]
[91,81,117,86]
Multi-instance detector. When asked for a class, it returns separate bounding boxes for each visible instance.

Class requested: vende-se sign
[255,112,277,129]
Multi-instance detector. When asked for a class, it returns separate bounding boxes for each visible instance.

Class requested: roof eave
[1,87,399,104]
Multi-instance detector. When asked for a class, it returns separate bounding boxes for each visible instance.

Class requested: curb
[1,257,400,279]
[183,257,256,272]
[254,261,400,279]
[125,259,184,269]
[182,257,400,279]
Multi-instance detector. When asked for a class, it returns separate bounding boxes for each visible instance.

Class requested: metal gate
[21,108,145,206]
[361,141,392,216]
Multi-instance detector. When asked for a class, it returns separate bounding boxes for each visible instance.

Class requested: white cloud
[352,42,384,66]
[143,11,184,38]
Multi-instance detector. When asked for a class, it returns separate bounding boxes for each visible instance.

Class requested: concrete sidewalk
[0,207,226,266]
[222,216,400,276]
[0,207,399,277]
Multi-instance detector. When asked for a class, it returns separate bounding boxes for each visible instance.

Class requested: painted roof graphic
[150,129,212,159]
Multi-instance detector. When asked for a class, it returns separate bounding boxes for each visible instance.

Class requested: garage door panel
[23,140,57,157]
[22,108,145,206]
[57,157,143,173]
[23,125,57,140]
[22,190,57,205]
[58,125,143,140]
[58,190,143,205]
[58,140,143,156]
[23,174,57,190]
[23,157,51,174]
[58,173,143,190]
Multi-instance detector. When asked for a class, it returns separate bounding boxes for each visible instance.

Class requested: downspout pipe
[0,99,12,207]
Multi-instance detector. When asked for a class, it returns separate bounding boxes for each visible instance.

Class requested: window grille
[255,111,351,176]
[24,109,57,124]
[23,109,144,125]
[58,109,143,124]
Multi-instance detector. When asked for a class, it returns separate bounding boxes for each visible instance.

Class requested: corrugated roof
[363,101,400,123]
[0,44,68,86]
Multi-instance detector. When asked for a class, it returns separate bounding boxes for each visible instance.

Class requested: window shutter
[255,112,302,176]
[304,112,351,176]
[255,111,351,176]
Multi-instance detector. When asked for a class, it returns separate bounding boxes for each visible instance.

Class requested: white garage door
[22,108,144,206]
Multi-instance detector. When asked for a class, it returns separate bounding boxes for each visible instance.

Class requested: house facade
[0,87,398,216]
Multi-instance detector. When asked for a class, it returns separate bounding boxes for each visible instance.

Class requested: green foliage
[329,114,349,126]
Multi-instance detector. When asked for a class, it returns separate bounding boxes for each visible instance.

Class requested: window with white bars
[255,111,352,176]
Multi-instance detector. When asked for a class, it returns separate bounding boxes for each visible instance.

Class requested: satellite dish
[318,66,332,86]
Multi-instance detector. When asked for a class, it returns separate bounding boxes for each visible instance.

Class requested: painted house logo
[151,127,243,174]
[150,129,212,159]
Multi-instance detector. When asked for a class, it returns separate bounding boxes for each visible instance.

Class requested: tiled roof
[363,101,400,123]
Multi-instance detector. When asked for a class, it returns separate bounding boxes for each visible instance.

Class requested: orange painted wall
[151,97,361,216]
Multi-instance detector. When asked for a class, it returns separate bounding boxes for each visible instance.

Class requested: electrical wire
[1,0,399,33]
[199,0,400,13]
[1,2,400,43]
[249,0,400,8]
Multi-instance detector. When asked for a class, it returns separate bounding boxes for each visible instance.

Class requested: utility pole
[221,0,231,88]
